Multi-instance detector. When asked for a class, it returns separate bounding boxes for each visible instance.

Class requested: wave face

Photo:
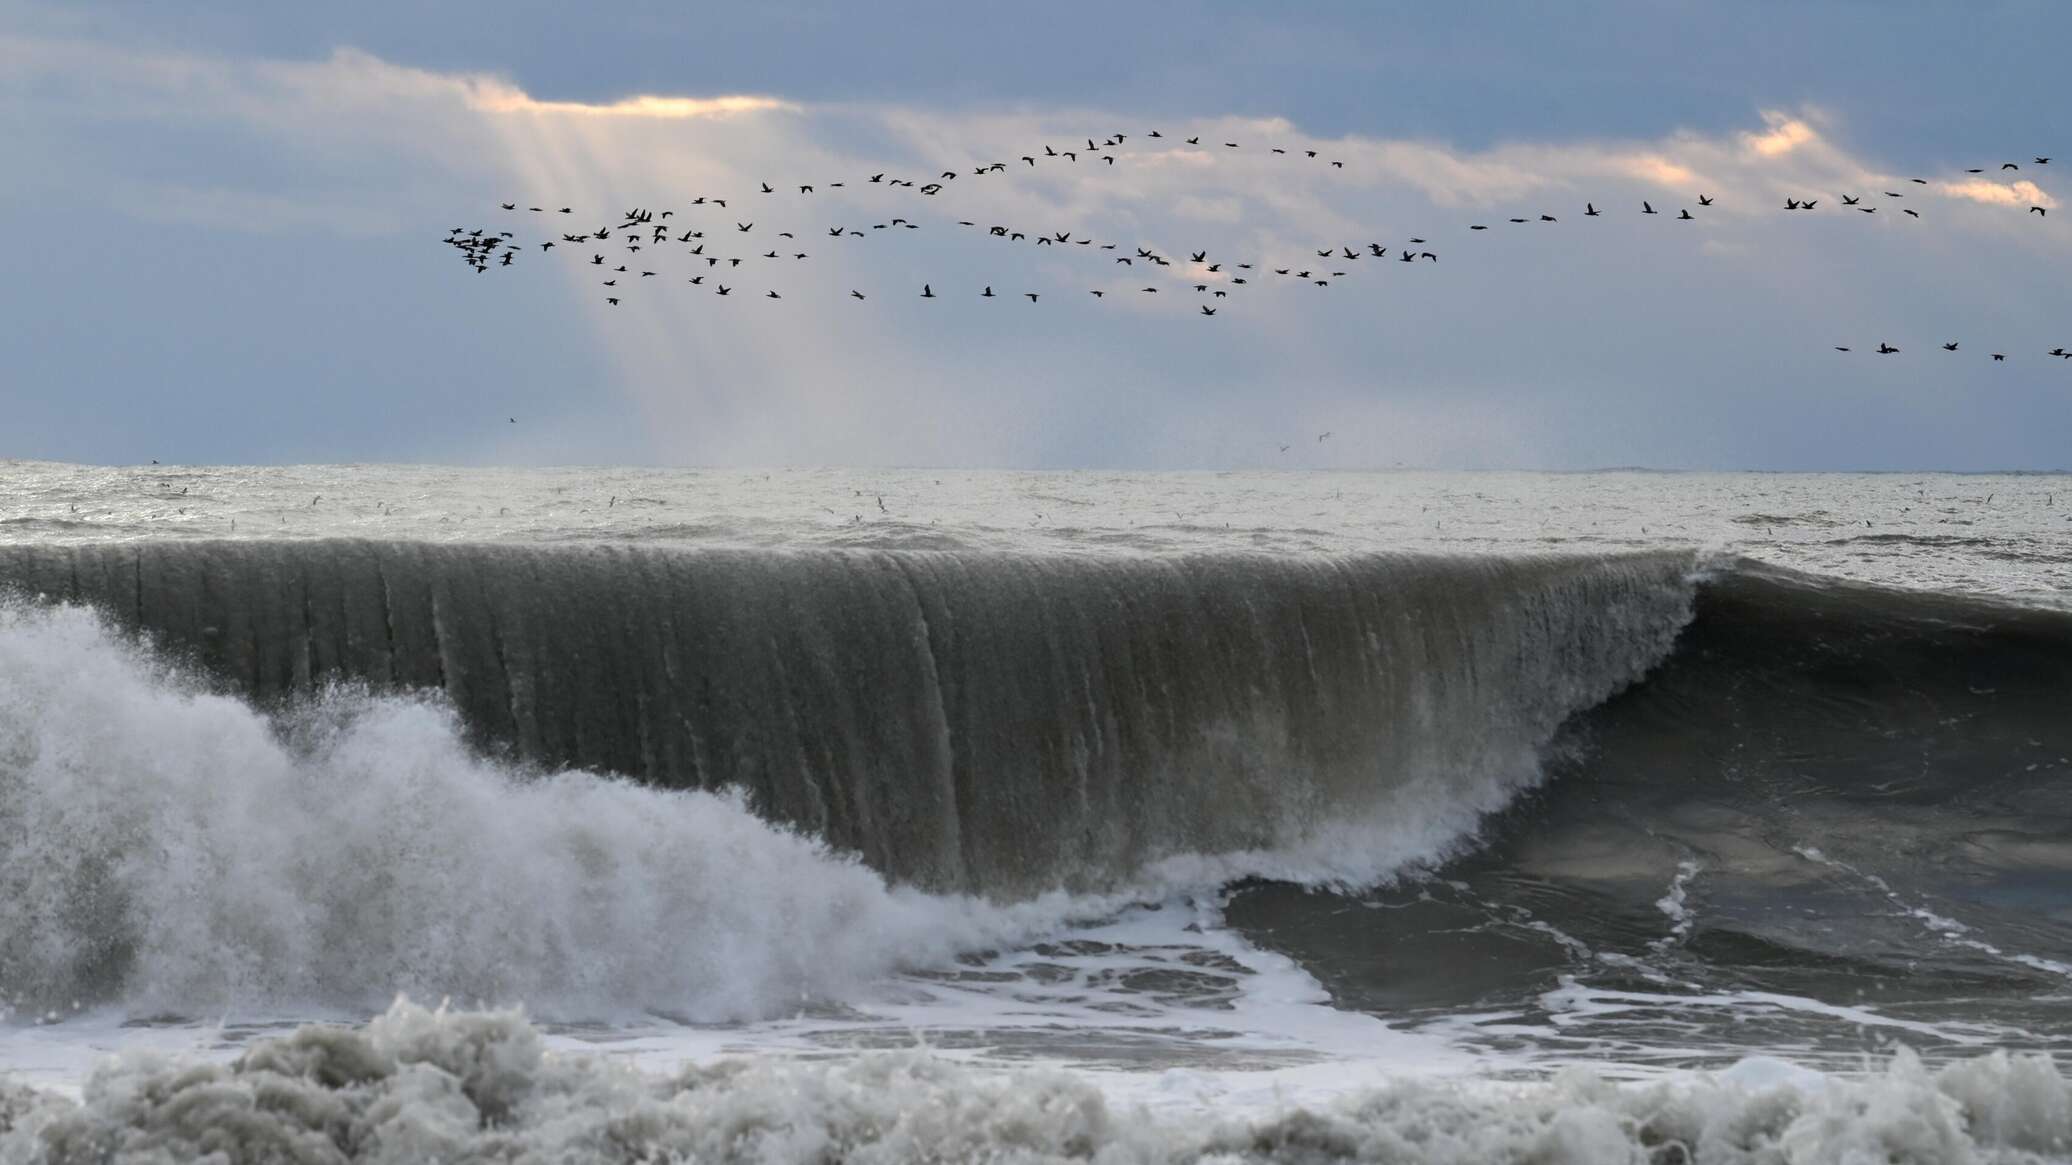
[1226,564,2072,1058]
[0,542,1698,899]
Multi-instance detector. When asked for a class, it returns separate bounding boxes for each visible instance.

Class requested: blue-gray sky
[2,0,2067,469]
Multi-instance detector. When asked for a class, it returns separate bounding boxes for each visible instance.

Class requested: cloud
[468,89,792,120]
[1939,178,2055,210]
[2,33,2066,469]
[1743,113,1818,158]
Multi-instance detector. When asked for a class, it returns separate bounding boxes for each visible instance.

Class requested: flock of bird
[440,130,2062,359]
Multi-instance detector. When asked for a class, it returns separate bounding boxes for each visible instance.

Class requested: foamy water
[2,464,2069,1162]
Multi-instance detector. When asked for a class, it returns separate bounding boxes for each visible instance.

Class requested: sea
[1,463,2070,1162]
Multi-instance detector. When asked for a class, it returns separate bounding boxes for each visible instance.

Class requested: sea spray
[0,602,1069,1019]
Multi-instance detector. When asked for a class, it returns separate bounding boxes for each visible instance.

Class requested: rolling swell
[1227,563,2072,1050]
[0,541,1697,897]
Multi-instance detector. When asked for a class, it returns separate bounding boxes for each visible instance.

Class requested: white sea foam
[4,999,2070,1164]
[0,601,1102,1022]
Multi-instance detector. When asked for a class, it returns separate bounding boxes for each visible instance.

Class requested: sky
[2,0,2067,470]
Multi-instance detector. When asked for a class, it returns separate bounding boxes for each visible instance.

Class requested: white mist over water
[0,601,1080,1021]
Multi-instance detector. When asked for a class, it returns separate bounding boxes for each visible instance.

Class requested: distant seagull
[1678,209,1694,220]
[508,417,516,423]
[1943,342,1959,351]
[2032,206,2048,216]
[1877,342,1900,354]
[1698,194,1714,206]
[1992,353,2006,361]
[2037,157,2052,164]
[921,284,935,298]
[851,290,865,299]
[1200,305,1216,315]
[1317,431,1332,442]
[1835,346,1851,352]
[1842,195,1861,205]
[1642,201,1657,214]
[1585,203,1600,216]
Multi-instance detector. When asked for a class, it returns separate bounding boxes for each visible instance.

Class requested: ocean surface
[2,463,2070,1161]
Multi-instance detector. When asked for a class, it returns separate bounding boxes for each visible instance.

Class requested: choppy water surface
[2,462,2069,1162]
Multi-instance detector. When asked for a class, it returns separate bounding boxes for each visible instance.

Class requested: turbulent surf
[1,466,2067,1161]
